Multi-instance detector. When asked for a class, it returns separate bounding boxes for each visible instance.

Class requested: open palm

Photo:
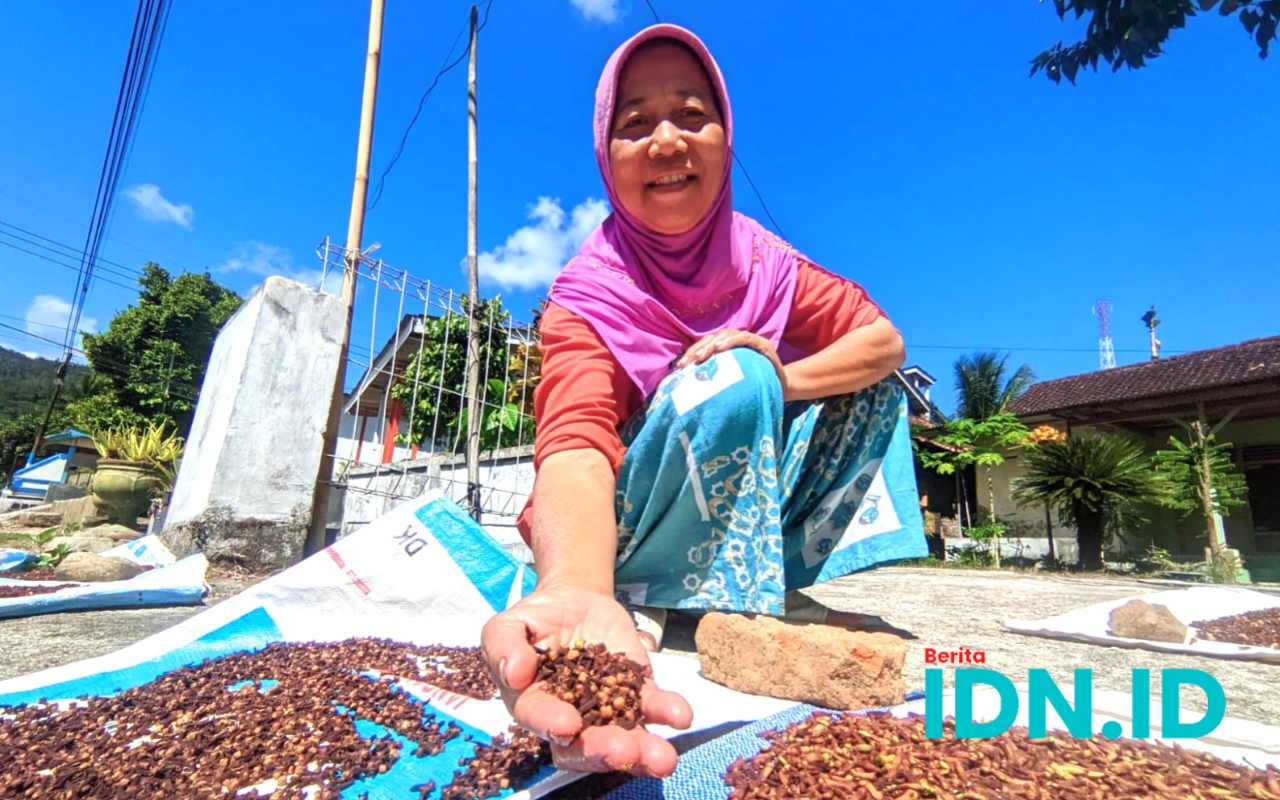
[480,586,693,776]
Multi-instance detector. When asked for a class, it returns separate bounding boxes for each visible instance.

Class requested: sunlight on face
[608,41,727,236]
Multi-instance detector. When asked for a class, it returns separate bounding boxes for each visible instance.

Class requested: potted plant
[90,423,184,527]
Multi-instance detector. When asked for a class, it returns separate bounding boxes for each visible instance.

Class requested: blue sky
[1,0,1277,414]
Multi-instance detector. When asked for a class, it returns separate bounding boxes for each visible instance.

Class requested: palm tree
[1014,435,1168,571]
[954,353,1035,421]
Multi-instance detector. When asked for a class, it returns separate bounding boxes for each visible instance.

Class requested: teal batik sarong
[612,347,927,616]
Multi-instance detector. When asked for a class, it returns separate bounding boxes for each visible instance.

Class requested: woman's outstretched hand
[480,585,694,777]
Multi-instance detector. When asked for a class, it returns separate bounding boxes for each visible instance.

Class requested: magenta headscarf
[547,24,804,398]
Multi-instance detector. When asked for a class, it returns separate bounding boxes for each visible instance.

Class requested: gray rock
[52,552,148,583]
[46,536,115,555]
[1107,599,1188,643]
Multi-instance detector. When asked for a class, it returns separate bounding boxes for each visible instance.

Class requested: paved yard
[1,566,1276,799]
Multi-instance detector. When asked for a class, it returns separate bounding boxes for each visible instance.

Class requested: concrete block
[162,277,345,572]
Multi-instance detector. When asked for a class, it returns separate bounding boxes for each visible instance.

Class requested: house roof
[1010,335,1280,421]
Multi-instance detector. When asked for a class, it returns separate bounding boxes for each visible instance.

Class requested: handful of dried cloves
[534,638,651,730]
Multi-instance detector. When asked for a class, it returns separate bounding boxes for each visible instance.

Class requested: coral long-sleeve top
[516,261,887,544]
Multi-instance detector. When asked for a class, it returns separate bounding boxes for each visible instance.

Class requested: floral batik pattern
[611,348,928,616]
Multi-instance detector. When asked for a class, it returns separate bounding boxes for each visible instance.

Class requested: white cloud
[478,197,610,291]
[124,183,195,228]
[216,241,341,295]
[24,295,98,358]
[570,0,621,23]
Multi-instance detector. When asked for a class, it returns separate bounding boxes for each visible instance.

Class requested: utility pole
[463,4,483,522]
[307,0,385,555]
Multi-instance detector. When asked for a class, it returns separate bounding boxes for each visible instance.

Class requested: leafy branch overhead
[1033,0,1279,83]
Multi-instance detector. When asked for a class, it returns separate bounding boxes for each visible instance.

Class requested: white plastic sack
[1005,586,1280,663]
[103,534,178,568]
[0,491,797,799]
[0,552,208,620]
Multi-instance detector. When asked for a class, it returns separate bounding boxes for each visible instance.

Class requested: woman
[481,24,926,777]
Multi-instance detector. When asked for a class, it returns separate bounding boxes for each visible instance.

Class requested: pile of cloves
[0,637,522,799]
[724,711,1280,800]
[439,725,552,800]
[535,638,650,730]
[1195,607,1280,650]
[0,582,81,599]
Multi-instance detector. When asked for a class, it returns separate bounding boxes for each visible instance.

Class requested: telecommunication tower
[1094,300,1116,370]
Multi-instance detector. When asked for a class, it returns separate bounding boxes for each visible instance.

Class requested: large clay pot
[91,460,165,527]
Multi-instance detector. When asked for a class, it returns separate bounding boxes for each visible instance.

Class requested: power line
[639,0,787,239]
[0,221,145,290]
[366,0,495,212]
[906,344,1190,356]
[0,321,201,403]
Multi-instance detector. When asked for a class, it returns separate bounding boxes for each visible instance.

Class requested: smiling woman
[479,24,927,779]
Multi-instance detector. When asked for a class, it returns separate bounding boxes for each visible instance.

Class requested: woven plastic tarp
[0,536,204,620]
[0,492,799,799]
[1005,586,1280,664]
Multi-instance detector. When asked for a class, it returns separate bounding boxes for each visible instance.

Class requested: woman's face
[608,42,726,236]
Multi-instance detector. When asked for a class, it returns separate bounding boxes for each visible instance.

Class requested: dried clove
[534,638,650,730]
[0,583,82,599]
[1194,607,1280,650]
[0,637,500,799]
[723,710,1280,800]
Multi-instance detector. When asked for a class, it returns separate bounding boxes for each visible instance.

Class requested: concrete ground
[1,566,1277,798]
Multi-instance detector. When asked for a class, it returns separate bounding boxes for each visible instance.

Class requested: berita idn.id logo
[924,668,1225,740]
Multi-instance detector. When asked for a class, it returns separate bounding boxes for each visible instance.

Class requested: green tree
[1033,0,1278,83]
[918,413,1031,566]
[80,263,241,437]
[954,353,1035,422]
[389,296,535,453]
[1014,434,1169,571]
[1152,414,1249,554]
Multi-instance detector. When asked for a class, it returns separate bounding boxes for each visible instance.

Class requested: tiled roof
[1011,336,1280,418]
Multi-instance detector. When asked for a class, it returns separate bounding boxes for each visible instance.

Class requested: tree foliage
[953,353,1035,422]
[1014,434,1169,570]
[80,264,241,437]
[389,296,536,452]
[0,348,90,421]
[1152,420,1249,550]
[918,413,1031,564]
[1033,0,1279,83]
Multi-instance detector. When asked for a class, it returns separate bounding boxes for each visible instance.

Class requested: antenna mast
[1141,306,1162,361]
[1094,300,1116,370]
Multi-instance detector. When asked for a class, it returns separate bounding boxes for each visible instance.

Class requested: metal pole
[306,0,385,555]
[463,4,482,522]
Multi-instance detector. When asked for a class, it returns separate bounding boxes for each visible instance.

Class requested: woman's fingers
[640,684,694,731]
[480,612,539,694]
[550,725,678,777]
[512,683,584,745]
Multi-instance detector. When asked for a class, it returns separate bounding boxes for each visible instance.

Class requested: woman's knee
[723,346,781,389]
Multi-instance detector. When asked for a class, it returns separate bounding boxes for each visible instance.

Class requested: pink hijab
[547,24,804,398]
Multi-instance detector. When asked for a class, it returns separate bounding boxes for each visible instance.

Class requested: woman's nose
[649,119,687,157]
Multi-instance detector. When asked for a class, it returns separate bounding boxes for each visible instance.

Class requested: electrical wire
[64,0,173,356]
[0,322,201,404]
[366,0,495,212]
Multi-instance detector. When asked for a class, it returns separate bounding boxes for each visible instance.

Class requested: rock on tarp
[1006,586,1280,664]
[0,536,204,621]
[0,492,799,799]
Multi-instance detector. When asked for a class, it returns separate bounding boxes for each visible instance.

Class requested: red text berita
[924,647,986,664]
